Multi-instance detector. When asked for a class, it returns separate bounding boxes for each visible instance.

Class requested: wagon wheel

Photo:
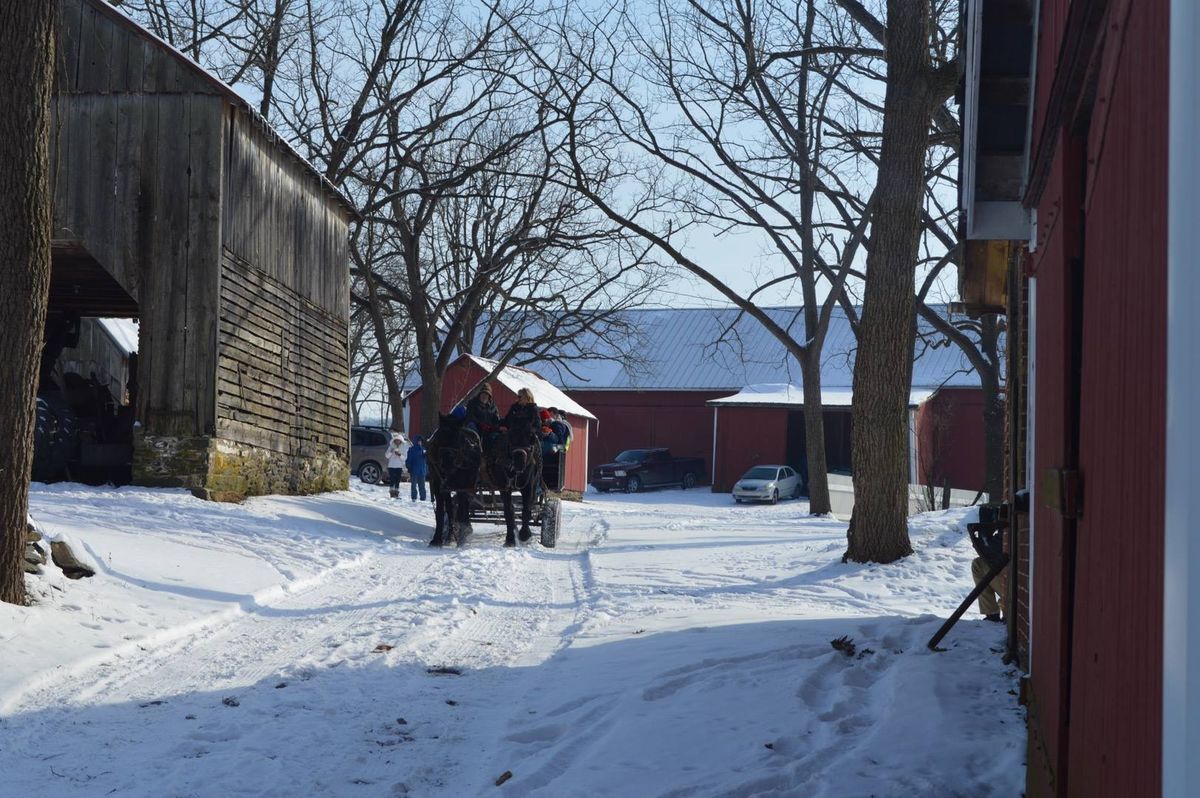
[540,498,561,548]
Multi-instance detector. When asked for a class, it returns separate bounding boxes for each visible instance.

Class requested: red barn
[541,306,990,494]
[405,355,596,495]
[960,0,1197,793]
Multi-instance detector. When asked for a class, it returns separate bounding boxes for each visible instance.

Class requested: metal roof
[527,306,985,392]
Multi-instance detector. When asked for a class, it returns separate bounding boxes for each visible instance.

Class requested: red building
[548,306,989,493]
[961,1,1197,794]
[405,355,595,495]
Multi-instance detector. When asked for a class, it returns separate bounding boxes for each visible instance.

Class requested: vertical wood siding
[713,408,789,492]
[1066,1,1168,793]
[222,112,350,321]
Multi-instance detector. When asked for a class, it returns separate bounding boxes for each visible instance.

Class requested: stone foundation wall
[205,438,348,502]
[133,431,349,502]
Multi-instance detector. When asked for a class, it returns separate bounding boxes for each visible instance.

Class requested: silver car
[351,426,398,485]
[732,465,803,504]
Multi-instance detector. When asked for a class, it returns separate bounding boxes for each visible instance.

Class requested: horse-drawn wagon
[465,449,565,548]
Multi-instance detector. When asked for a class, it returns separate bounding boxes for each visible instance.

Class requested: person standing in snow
[385,432,407,499]
[406,436,428,502]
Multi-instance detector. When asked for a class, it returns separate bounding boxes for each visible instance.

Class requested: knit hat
[539,409,552,421]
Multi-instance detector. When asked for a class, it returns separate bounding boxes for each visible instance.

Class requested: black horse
[426,413,482,548]
[482,419,543,547]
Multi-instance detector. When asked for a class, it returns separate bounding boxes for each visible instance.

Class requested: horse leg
[502,490,517,547]
[455,491,472,547]
[518,482,533,542]
[430,488,446,547]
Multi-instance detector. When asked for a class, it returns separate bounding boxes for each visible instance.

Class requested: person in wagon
[538,409,563,457]
[465,381,501,435]
[504,388,542,444]
[547,407,572,451]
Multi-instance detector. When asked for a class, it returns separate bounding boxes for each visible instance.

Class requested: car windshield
[615,450,649,464]
[743,467,779,481]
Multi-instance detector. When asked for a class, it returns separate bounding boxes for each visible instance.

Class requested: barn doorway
[34,242,140,486]
[785,409,853,494]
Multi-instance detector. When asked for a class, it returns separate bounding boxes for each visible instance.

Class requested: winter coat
[504,402,541,443]
[466,394,501,431]
[386,438,407,469]
[405,443,428,478]
[549,419,571,449]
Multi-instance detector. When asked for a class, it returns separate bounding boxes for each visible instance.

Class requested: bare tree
[526,0,882,514]
[837,0,959,563]
[0,3,57,605]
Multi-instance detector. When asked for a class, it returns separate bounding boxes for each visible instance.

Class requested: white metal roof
[98,318,139,356]
[465,355,597,421]
[707,383,936,408]
[526,306,986,393]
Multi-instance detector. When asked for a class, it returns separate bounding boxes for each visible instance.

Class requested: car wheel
[626,475,643,493]
[359,461,382,485]
[770,489,779,505]
[681,472,697,490]
[792,483,802,499]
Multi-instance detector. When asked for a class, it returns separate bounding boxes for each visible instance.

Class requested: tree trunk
[0,2,56,605]
[419,366,443,439]
[845,0,931,564]
[801,353,832,515]
[363,274,406,429]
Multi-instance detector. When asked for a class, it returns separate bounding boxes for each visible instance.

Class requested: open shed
[46,0,354,500]
[707,384,983,494]
[406,355,596,496]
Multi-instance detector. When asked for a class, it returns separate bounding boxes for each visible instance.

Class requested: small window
[351,429,366,446]
[368,432,389,446]
[781,467,793,478]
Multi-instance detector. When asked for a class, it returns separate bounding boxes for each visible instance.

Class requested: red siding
[1066,1,1167,793]
[407,358,593,494]
[567,390,728,480]
[914,388,987,492]
[1022,2,1169,795]
[711,407,788,492]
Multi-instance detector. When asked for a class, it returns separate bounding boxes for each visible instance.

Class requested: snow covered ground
[2,483,1025,797]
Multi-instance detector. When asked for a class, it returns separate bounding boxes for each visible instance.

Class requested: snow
[2,483,1024,796]
[710,382,936,408]
[466,354,597,420]
[98,318,139,355]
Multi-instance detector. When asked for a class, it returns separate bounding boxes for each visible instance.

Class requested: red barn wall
[914,388,987,492]
[711,407,788,492]
[1023,2,1168,795]
[407,359,593,494]
[1064,1,1167,794]
[567,390,728,481]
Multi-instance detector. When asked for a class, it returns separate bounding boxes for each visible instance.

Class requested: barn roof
[526,305,983,393]
[706,383,936,408]
[89,0,356,219]
[464,355,597,421]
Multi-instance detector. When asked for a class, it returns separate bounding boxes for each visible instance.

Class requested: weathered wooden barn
[405,355,596,496]
[48,0,354,500]
[960,0,1199,794]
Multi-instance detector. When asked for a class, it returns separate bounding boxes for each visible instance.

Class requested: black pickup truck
[591,448,706,493]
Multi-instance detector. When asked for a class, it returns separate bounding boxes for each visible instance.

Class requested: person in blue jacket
[405,436,429,501]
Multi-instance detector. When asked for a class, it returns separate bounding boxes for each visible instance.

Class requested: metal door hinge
[1041,468,1082,520]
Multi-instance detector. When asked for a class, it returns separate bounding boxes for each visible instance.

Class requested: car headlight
[614,470,626,477]
[766,483,775,490]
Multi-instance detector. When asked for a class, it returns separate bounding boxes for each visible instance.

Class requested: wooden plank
[187,95,224,435]
[113,94,145,302]
[58,0,86,94]
[77,0,116,94]
[216,417,292,454]
[148,94,192,427]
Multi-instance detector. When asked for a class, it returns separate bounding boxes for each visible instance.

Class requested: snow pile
[0,484,1024,796]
